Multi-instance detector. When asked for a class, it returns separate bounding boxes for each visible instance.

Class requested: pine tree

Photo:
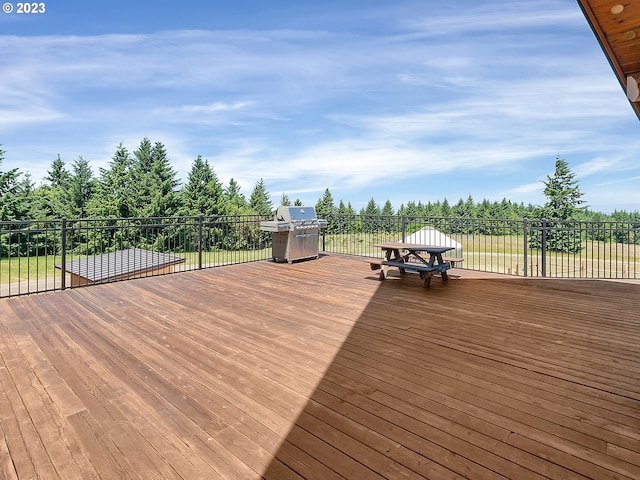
[531,157,586,253]
[148,142,180,218]
[89,144,134,218]
[279,193,291,206]
[223,178,248,214]
[67,157,95,218]
[0,147,25,221]
[333,200,356,233]
[44,155,71,188]
[130,139,180,218]
[381,200,394,216]
[180,156,223,216]
[440,198,451,217]
[542,157,585,221]
[379,200,395,233]
[361,198,381,233]
[248,178,273,217]
[36,155,72,219]
[315,188,336,216]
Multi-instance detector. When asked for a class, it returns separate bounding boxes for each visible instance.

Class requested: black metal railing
[2,214,639,297]
[320,214,640,279]
[0,215,272,297]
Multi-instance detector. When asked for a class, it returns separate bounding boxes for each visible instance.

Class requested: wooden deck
[0,253,638,479]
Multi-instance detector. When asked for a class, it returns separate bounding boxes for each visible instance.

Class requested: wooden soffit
[577,0,640,120]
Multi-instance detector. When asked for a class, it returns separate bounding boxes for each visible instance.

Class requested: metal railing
[2,214,639,297]
[0,215,272,297]
[319,214,640,280]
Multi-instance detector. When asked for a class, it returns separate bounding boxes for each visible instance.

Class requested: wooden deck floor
[0,254,638,479]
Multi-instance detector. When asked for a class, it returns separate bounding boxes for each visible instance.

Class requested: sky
[1,0,639,213]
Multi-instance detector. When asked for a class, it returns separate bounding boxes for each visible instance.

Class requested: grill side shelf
[259,221,290,232]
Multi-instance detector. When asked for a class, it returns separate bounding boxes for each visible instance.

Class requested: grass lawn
[0,248,272,285]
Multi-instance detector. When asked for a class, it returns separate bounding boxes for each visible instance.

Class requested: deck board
[0,254,639,479]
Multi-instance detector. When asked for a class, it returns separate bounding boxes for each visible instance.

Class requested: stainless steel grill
[260,206,327,263]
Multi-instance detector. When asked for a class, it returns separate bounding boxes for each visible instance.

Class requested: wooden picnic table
[372,242,454,287]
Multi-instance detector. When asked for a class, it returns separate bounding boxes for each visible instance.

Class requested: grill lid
[276,206,318,222]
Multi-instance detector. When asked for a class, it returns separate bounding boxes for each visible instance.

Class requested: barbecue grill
[260,206,327,263]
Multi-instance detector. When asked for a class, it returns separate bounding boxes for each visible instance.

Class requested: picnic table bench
[371,242,456,287]
[368,256,463,270]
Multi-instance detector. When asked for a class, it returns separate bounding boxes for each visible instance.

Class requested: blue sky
[1,0,639,213]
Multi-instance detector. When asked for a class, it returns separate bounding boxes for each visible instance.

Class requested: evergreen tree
[381,200,394,216]
[180,156,223,216]
[249,178,273,217]
[133,138,154,175]
[315,188,336,216]
[451,196,475,233]
[361,198,381,232]
[44,155,71,188]
[148,142,180,218]
[338,200,356,216]
[379,199,396,233]
[18,173,35,218]
[531,157,586,253]
[332,200,356,233]
[130,139,180,218]
[67,157,95,218]
[440,198,451,217]
[476,199,492,219]
[88,144,134,218]
[34,155,72,219]
[424,201,440,217]
[400,201,422,217]
[361,198,379,215]
[0,147,26,221]
[542,156,585,221]
[451,198,467,217]
[223,178,249,215]
[130,138,154,216]
[279,193,291,206]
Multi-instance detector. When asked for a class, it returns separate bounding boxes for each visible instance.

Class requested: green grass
[0,248,273,284]
[0,255,59,284]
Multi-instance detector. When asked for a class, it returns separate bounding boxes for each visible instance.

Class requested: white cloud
[177,101,253,114]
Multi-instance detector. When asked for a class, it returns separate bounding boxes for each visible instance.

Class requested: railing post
[541,218,547,278]
[523,218,528,277]
[60,218,67,290]
[401,215,407,242]
[322,214,329,252]
[198,216,203,270]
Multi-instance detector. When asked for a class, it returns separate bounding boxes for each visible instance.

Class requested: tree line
[2,140,639,226]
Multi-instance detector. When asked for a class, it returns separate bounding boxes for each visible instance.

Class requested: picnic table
[371,242,455,287]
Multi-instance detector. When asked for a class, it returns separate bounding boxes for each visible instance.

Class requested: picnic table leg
[419,271,434,287]
[391,248,407,274]
[435,253,449,281]
[378,249,393,280]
